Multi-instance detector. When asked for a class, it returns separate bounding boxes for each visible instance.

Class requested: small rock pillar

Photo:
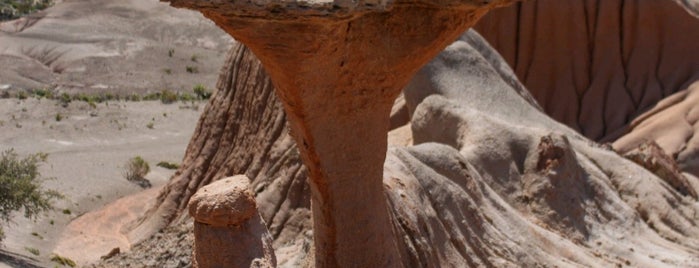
[188,175,276,268]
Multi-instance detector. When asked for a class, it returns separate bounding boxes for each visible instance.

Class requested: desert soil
[0,0,232,266]
[0,98,203,267]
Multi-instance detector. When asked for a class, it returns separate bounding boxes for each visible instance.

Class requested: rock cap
[188,175,257,226]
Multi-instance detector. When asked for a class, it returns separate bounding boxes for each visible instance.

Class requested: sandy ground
[0,0,231,266]
[0,0,232,95]
[0,98,202,266]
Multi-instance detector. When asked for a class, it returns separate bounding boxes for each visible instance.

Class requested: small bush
[163,68,172,75]
[190,54,198,62]
[180,92,195,102]
[156,161,180,170]
[143,92,160,101]
[25,247,40,256]
[50,254,76,267]
[159,90,178,104]
[30,232,42,239]
[124,156,151,188]
[32,88,52,99]
[17,91,28,100]
[146,122,154,129]
[168,48,174,57]
[61,209,70,215]
[185,66,198,73]
[55,113,63,122]
[128,94,141,102]
[193,84,212,100]
[59,93,71,107]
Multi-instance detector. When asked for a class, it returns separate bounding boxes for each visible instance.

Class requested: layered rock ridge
[387,29,699,267]
[475,0,699,141]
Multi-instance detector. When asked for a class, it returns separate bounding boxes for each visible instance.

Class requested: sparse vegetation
[128,93,141,102]
[186,66,199,73]
[17,91,27,100]
[159,89,178,104]
[25,247,40,256]
[30,231,42,239]
[124,156,151,188]
[156,161,179,170]
[193,84,212,100]
[190,54,198,62]
[7,90,211,106]
[0,149,60,241]
[50,254,76,267]
[32,88,53,99]
[59,92,71,107]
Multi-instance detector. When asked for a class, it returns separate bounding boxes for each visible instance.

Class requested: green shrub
[55,113,63,122]
[50,254,76,267]
[0,149,60,241]
[185,66,198,73]
[25,247,40,256]
[17,91,27,100]
[143,92,160,101]
[128,93,141,102]
[124,156,151,188]
[179,92,195,102]
[193,84,212,100]
[156,161,180,170]
[59,93,71,107]
[159,90,178,104]
[32,88,52,99]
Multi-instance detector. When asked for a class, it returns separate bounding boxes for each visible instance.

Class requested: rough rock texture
[111,27,699,267]
[188,175,258,226]
[475,0,699,141]
[622,141,698,198]
[164,0,515,267]
[615,82,699,177]
[94,222,193,268]
[106,0,699,266]
[189,176,276,268]
[128,42,312,262]
[386,30,699,267]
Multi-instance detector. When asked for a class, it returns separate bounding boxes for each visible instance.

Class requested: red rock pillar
[166,1,514,267]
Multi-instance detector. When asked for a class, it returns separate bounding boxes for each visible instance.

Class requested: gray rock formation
[385,30,699,266]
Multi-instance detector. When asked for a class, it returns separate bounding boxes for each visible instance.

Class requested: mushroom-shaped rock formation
[164,0,514,267]
[188,175,276,267]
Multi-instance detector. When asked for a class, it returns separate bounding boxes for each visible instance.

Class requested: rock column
[188,175,276,268]
[166,0,515,267]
